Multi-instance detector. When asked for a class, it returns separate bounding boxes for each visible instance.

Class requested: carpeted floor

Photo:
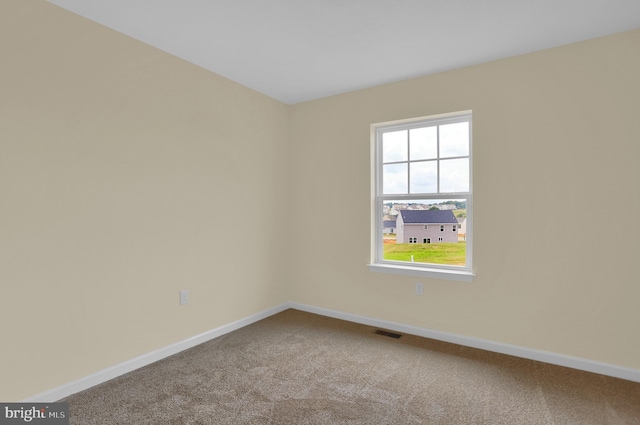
[62,309,640,424]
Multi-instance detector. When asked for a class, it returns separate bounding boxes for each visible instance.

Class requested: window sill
[367,263,475,282]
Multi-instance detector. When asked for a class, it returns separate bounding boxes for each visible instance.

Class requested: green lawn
[384,242,466,266]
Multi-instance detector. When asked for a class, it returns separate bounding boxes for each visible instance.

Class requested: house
[457,217,467,241]
[383,220,396,234]
[2,1,639,404]
[436,203,456,210]
[396,210,459,244]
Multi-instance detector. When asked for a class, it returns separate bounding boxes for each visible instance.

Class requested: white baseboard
[23,303,290,402]
[24,300,640,401]
[288,302,640,383]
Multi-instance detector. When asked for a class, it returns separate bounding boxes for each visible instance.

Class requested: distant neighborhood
[383,202,467,243]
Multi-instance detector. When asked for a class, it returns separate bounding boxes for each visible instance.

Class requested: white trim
[289,302,640,384]
[373,110,473,130]
[368,263,475,282]
[22,303,290,402]
[23,301,640,402]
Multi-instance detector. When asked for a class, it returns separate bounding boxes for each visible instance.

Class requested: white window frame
[368,111,474,282]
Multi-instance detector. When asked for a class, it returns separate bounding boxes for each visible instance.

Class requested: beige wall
[0,1,290,401]
[2,0,639,402]
[289,29,640,370]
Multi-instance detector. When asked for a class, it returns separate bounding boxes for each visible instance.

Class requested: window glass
[440,122,469,158]
[409,126,437,160]
[382,130,407,162]
[409,161,437,194]
[440,158,469,192]
[383,163,408,194]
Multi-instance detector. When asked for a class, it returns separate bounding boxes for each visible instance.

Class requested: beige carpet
[62,309,640,424]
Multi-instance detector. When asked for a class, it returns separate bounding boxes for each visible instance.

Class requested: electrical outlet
[415,283,424,296]
[180,290,189,305]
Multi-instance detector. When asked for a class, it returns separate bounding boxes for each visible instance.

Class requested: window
[369,111,473,281]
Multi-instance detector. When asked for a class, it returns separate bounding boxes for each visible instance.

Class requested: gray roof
[383,221,396,227]
[398,209,458,224]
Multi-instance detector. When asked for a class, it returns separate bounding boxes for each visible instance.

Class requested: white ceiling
[47,0,640,104]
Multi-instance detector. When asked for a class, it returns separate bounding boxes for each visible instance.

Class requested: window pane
[383,163,407,194]
[381,198,467,267]
[440,158,469,192]
[409,126,437,160]
[440,122,469,158]
[382,130,407,163]
[410,161,437,194]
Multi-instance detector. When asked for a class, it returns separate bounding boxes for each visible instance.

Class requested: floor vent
[373,329,402,339]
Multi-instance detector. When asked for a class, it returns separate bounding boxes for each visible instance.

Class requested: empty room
[1,1,639,423]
